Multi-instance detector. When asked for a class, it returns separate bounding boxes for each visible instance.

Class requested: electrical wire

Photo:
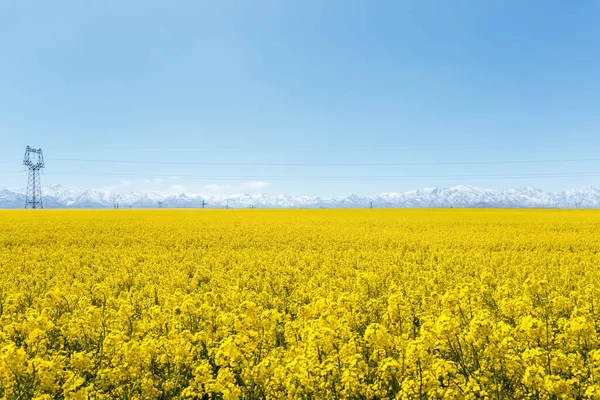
[0,171,24,176]
[43,170,600,181]
[3,141,599,184]
[59,137,600,153]
[46,157,600,167]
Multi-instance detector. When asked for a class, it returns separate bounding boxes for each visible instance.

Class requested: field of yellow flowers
[1,209,600,399]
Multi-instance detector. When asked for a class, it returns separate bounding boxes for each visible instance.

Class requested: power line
[0,171,25,175]
[0,138,598,166]
[26,137,600,155]
[43,170,600,181]
[45,157,600,167]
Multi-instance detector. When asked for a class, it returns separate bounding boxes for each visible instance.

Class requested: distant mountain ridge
[1,184,599,209]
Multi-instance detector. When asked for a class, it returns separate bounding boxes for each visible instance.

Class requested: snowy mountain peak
[1,185,599,209]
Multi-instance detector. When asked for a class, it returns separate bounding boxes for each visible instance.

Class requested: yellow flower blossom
[0,209,599,398]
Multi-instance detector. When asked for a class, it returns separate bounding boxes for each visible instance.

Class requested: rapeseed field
[1,209,600,399]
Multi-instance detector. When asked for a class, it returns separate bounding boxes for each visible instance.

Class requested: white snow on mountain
[1,184,599,209]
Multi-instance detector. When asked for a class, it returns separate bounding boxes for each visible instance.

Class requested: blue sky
[1,0,600,196]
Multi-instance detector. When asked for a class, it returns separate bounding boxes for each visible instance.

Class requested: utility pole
[23,146,45,209]
[370,201,373,209]
[201,199,206,209]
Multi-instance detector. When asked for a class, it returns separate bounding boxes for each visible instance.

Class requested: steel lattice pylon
[23,146,45,209]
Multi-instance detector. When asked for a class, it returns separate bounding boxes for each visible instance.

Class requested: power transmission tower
[23,146,45,209]
[158,201,163,208]
[201,199,206,209]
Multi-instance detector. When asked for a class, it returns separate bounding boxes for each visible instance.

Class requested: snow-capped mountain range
[1,184,600,209]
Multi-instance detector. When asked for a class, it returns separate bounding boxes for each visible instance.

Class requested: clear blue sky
[1,0,600,196]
